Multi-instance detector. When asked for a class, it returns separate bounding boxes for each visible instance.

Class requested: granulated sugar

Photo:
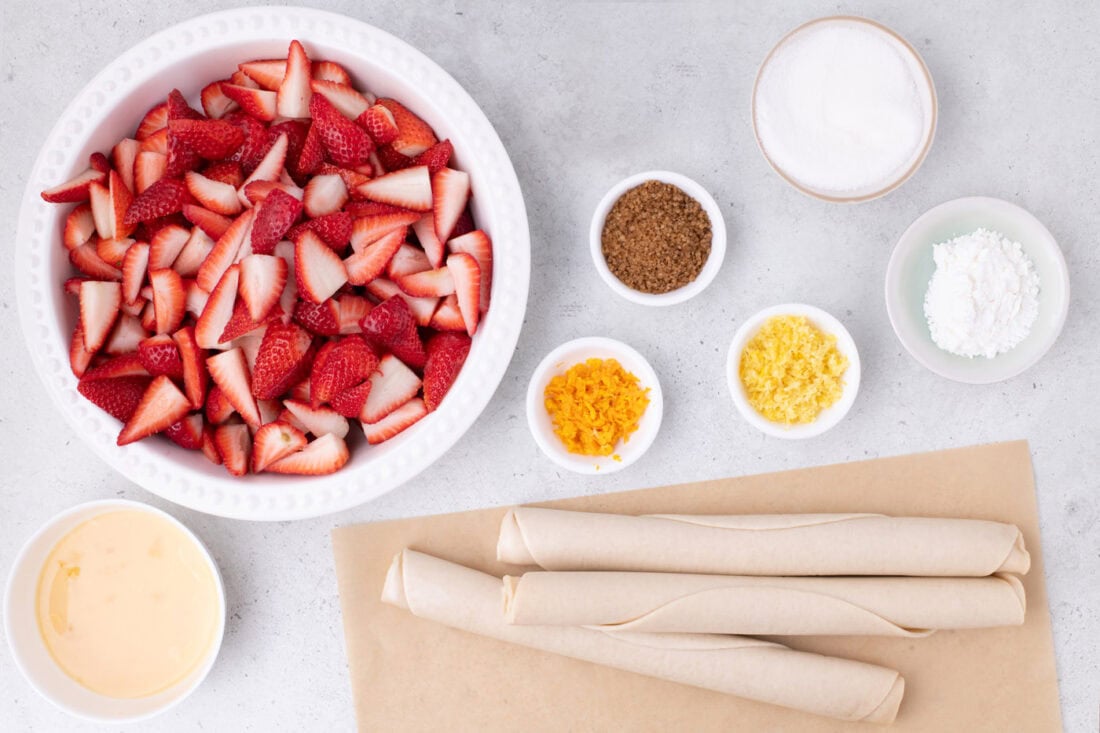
[754,19,933,196]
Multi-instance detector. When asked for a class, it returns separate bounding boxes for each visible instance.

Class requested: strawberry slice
[41,166,107,204]
[294,120,324,179]
[336,294,372,334]
[315,162,371,191]
[413,140,454,175]
[241,179,304,206]
[173,227,215,277]
[238,133,288,198]
[349,211,420,251]
[168,119,245,159]
[95,236,133,268]
[345,201,413,218]
[70,325,96,377]
[140,128,169,155]
[70,244,122,280]
[289,211,353,251]
[184,171,242,216]
[310,336,378,407]
[249,187,302,255]
[146,225,187,271]
[423,332,471,411]
[182,204,232,240]
[395,266,455,298]
[251,421,308,472]
[165,132,202,179]
[362,397,427,444]
[309,93,373,167]
[447,230,492,313]
[252,322,314,399]
[79,281,122,352]
[239,254,288,322]
[111,139,141,195]
[293,299,341,336]
[312,60,353,86]
[365,278,437,328]
[238,59,285,90]
[446,252,480,336]
[201,80,239,119]
[164,413,205,450]
[222,84,277,122]
[172,325,208,409]
[264,433,349,475]
[166,89,204,121]
[101,242,138,289]
[429,293,466,332]
[357,104,398,144]
[431,167,470,243]
[386,243,431,278]
[295,230,348,303]
[344,227,405,285]
[361,354,422,423]
[374,145,414,173]
[110,170,136,238]
[412,214,444,268]
[124,178,191,226]
[355,166,432,211]
[77,375,152,422]
[288,379,311,402]
[202,160,245,187]
[137,333,183,377]
[201,424,223,465]
[214,423,252,476]
[360,296,426,370]
[329,380,372,418]
[136,101,169,140]
[195,264,240,349]
[226,113,272,175]
[282,400,350,439]
[310,79,370,120]
[377,98,437,157]
[205,385,236,424]
[206,348,261,427]
[82,353,150,381]
[219,296,280,343]
[302,173,347,217]
[104,314,147,355]
[133,151,167,194]
[196,208,253,292]
[277,40,312,119]
[63,203,96,251]
[117,375,192,445]
[149,268,185,334]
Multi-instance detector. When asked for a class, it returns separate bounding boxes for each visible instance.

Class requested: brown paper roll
[503,572,1026,636]
[382,549,905,724]
[497,508,1029,576]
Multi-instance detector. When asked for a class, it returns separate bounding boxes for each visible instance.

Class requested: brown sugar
[600,180,712,294]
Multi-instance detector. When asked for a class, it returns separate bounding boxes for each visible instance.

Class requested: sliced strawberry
[182,204,232,240]
[309,92,373,167]
[387,242,432,277]
[295,230,348,303]
[336,294,372,334]
[195,264,240,349]
[149,268,185,335]
[252,321,314,399]
[201,424,223,465]
[63,203,97,251]
[277,39,312,119]
[79,280,121,352]
[431,167,470,243]
[412,214,444,268]
[423,332,471,411]
[147,223,189,270]
[265,432,348,475]
[140,300,157,332]
[395,266,455,298]
[184,171,242,216]
[349,211,420,250]
[89,180,113,238]
[110,139,141,195]
[87,151,109,175]
[166,89,204,121]
[357,104,398,144]
[168,118,245,159]
[447,252,480,336]
[282,400,349,439]
[41,166,106,204]
[294,120,324,179]
[164,131,202,179]
[222,84,277,122]
[196,208,253,292]
[377,98,437,157]
[201,80,239,119]
[241,179,304,206]
[312,60,353,85]
[70,243,122,280]
[136,101,169,140]
[310,335,378,407]
[162,413,205,450]
[302,173,347,217]
[360,296,426,370]
[249,187,302,255]
[289,211,353,251]
[362,397,427,444]
[77,375,152,421]
[117,375,191,445]
[316,162,371,191]
[124,178,191,226]
[137,333,183,377]
[238,132,288,198]
[292,298,340,336]
[329,379,371,418]
[104,314,147,355]
[64,277,87,298]
[173,325,208,409]
[219,297,280,343]
[365,278,437,328]
[374,145,414,173]
[132,151,166,195]
[226,112,272,175]
[238,254,288,322]
[447,230,492,313]
[205,385,236,424]
[344,227,404,284]
[184,278,210,318]
[310,79,369,119]
[70,325,96,377]
[96,237,133,268]
[288,379,311,402]
[109,170,135,237]
[202,160,245,188]
[238,59,285,90]
[361,354,422,423]
[251,421,308,472]
[413,141,452,177]
[355,166,432,211]
[82,352,150,381]
[173,227,215,277]
[429,293,466,332]
[206,347,261,427]
[214,423,251,476]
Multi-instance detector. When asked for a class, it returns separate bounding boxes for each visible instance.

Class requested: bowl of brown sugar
[590,171,726,305]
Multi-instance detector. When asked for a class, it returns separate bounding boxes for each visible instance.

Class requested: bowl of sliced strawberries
[16,7,530,519]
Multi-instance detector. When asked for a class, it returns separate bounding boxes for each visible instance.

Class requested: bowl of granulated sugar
[752,16,937,203]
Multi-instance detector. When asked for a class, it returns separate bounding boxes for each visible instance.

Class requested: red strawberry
[238,132,288,194]
[414,139,454,175]
[265,433,348,475]
[168,118,245,159]
[359,296,426,370]
[277,40,312,119]
[164,413,205,450]
[182,204,232,240]
[355,166,432,211]
[137,333,183,377]
[166,89,204,121]
[241,179,304,206]
[136,101,169,140]
[196,208,253,292]
[357,104,398,144]
[447,230,492,313]
[201,424,223,465]
[310,335,378,407]
[219,297,279,343]
[377,98,437,157]
[63,203,97,250]
[195,264,240,349]
[226,112,272,175]
[110,139,141,194]
[289,211,353,251]
[329,380,372,418]
[206,347,262,427]
[184,171,242,216]
[412,214,444,268]
[104,314,147,355]
[302,173,347,217]
[42,166,107,204]
[149,268,185,334]
[365,278,437,327]
[250,187,303,255]
[251,322,314,399]
[86,151,109,174]
[362,397,427,444]
[96,236,133,268]
[349,211,420,250]
[292,299,341,336]
[294,120,324,179]
[295,230,348,303]
[423,332,471,411]
[148,223,191,269]
[124,178,192,226]
[70,243,122,280]
[431,167,470,242]
[374,145,414,173]
[222,84,277,122]
[165,132,202,179]
[312,60,352,85]
[387,243,432,277]
[102,170,135,238]
[238,59,285,90]
[268,119,310,182]
[82,353,150,381]
[361,354,422,423]
[251,421,308,472]
[174,227,216,277]
[395,266,455,298]
[447,252,480,336]
[140,128,169,155]
[77,375,152,422]
[336,294,372,334]
[79,280,122,352]
[202,160,244,187]
[205,385,236,424]
[214,423,252,476]
[309,92,373,167]
[173,325,208,409]
[429,293,466,332]
[344,227,404,285]
[310,79,370,119]
[70,325,96,377]
[201,80,239,119]
[117,375,192,445]
[238,254,288,322]
[281,400,349,439]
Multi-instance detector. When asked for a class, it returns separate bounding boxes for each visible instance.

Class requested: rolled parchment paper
[497,508,1030,576]
[502,572,1026,637]
[382,549,905,724]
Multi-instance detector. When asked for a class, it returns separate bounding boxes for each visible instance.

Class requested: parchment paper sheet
[332,441,1061,731]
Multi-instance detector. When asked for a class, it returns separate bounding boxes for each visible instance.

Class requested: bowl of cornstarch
[752,16,937,203]
[885,197,1070,384]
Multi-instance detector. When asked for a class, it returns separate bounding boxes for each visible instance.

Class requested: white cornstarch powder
[923,229,1041,359]
[754,20,932,195]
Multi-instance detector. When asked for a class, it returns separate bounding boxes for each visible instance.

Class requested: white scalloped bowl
[14,7,530,520]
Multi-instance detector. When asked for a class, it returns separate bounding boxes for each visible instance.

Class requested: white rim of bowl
[884,196,1071,384]
[726,304,861,439]
[750,15,938,203]
[3,499,226,723]
[589,171,727,306]
[526,337,663,475]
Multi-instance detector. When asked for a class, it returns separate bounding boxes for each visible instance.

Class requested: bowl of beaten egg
[726,304,861,439]
[4,499,225,722]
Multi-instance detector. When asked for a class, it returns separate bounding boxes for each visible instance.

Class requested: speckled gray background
[1,1,1097,731]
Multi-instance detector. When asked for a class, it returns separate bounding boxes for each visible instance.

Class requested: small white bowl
[589,171,727,306]
[527,337,663,474]
[885,197,1070,384]
[4,500,226,723]
[726,304,861,439]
